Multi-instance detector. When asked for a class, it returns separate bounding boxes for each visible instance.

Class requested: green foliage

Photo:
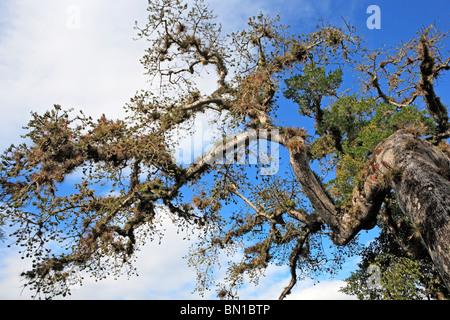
[284,63,343,125]
[341,239,448,300]
[341,256,431,300]
[338,102,432,198]
[285,65,436,202]
[326,99,434,202]
[340,196,449,300]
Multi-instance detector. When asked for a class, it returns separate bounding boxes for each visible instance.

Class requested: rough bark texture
[283,129,450,290]
[389,132,450,290]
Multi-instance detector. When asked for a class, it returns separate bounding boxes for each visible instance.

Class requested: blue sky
[0,0,449,300]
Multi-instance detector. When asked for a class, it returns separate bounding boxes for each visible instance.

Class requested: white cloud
[60,217,210,300]
[228,263,355,300]
[0,247,32,299]
[0,211,215,300]
[0,0,149,150]
[287,279,354,300]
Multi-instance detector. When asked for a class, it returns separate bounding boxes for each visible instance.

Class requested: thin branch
[279,231,310,300]
[181,97,229,113]
[228,180,270,220]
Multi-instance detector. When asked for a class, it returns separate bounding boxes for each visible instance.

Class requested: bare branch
[279,231,310,300]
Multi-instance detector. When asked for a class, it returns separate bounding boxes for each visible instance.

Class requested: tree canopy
[1,0,449,299]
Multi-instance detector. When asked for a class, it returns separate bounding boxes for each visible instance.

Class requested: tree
[340,194,449,299]
[0,0,449,299]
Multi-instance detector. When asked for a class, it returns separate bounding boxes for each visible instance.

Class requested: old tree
[1,0,449,299]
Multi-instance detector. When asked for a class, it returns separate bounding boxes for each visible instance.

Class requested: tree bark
[284,129,450,290]
[388,132,450,291]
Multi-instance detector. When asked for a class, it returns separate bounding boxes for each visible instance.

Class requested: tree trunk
[284,129,450,290]
[389,133,450,291]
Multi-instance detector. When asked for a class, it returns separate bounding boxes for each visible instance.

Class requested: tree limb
[278,231,310,300]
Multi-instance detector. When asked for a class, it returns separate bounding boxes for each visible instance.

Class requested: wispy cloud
[0,0,149,150]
